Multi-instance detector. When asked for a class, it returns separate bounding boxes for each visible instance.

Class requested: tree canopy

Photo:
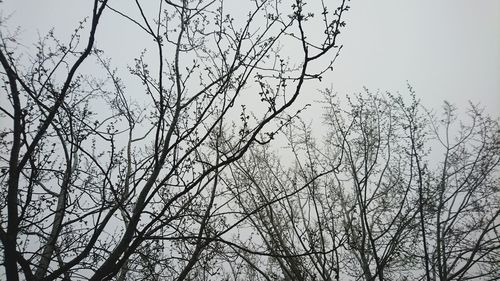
[1,1,499,281]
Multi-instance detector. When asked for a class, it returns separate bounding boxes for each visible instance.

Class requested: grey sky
[2,0,499,116]
[332,0,500,114]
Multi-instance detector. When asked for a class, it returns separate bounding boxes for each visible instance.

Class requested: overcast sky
[333,0,499,114]
[2,0,499,116]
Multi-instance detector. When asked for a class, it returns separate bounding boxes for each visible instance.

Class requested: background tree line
[1,0,499,280]
[227,89,499,280]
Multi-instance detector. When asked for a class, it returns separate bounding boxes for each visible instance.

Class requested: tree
[226,89,500,280]
[0,0,349,280]
[419,100,500,280]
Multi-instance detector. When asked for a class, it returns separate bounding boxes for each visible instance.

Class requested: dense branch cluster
[0,0,351,280]
[227,90,500,280]
[1,1,498,281]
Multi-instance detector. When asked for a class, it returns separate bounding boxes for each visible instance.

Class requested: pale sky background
[332,0,500,115]
[2,0,499,117]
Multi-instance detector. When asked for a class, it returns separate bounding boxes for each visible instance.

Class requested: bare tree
[227,89,500,280]
[225,140,342,281]
[419,100,500,280]
[0,0,349,280]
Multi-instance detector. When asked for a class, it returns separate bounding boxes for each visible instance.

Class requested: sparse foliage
[0,0,349,280]
[227,90,500,280]
[2,1,498,281]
